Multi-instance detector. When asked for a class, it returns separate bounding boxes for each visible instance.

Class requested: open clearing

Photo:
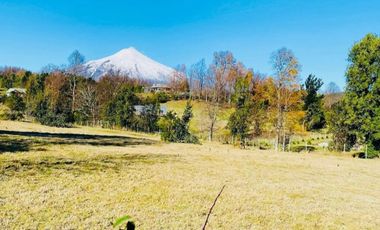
[1,121,380,229]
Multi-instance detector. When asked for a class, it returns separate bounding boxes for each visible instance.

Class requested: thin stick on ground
[202,185,226,230]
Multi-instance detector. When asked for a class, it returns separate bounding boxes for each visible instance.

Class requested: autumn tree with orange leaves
[270,48,303,151]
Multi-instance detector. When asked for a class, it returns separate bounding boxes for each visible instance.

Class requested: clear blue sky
[1,0,380,88]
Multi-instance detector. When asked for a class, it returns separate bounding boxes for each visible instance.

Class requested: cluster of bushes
[1,33,378,156]
[0,66,202,145]
[157,101,199,144]
[258,141,272,150]
[2,93,26,121]
[289,145,316,153]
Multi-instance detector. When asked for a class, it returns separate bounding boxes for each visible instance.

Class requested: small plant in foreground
[113,215,135,230]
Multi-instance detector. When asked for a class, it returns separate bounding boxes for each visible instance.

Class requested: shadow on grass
[0,130,157,153]
[0,139,31,153]
[1,153,178,176]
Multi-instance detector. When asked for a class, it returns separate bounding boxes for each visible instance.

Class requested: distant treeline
[1,33,379,157]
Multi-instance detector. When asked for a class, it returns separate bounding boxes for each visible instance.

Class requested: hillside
[1,120,380,229]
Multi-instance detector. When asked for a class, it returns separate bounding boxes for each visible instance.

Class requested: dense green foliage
[133,103,161,133]
[326,101,356,151]
[303,74,326,130]
[4,93,26,120]
[328,33,380,157]
[103,86,138,129]
[158,101,198,143]
[228,73,252,147]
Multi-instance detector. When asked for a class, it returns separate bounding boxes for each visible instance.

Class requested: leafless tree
[67,50,85,112]
[77,80,98,126]
[189,59,207,99]
[169,64,188,93]
[210,51,237,103]
[41,64,64,74]
[324,81,342,108]
[207,100,219,141]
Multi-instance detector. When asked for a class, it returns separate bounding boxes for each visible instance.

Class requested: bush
[154,92,170,103]
[0,105,11,120]
[290,145,316,152]
[158,101,199,144]
[38,111,72,128]
[366,143,379,159]
[34,97,73,128]
[132,103,160,133]
[4,94,26,120]
[258,141,272,150]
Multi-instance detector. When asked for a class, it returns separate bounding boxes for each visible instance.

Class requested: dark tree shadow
[1,153,177,176]
[0,139,31,153]
[0,130,157,153]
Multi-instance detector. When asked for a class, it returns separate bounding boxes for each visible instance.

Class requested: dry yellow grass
[1,120,380,229]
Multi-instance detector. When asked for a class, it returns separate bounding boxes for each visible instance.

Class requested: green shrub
[4,94,26,120]
[366,143,379,159]
[290,145,316,152]
[38,112,72,128]
[158,101,199,144]
[258,141,272,150]
[34,97,73,128]
[0,104,11,120]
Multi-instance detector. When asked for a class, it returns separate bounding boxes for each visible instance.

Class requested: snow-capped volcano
[83,47,174,82]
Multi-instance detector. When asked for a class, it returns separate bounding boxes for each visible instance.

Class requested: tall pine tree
[303,74,325,130]
[228,72,252,148]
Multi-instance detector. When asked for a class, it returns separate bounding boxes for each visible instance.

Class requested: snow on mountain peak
[83,47,174,82]
[114,47,139,56]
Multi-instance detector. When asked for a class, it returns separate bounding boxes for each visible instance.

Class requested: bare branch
[202,185,226,230]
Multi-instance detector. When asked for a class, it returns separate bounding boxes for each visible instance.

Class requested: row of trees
[168,49,340,148]
[2,34,377,156]
[223,33,379,158]
[0,49,332,147]
[0,64,160,132]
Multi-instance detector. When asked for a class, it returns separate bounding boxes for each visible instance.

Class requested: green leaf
[113,215,132,228]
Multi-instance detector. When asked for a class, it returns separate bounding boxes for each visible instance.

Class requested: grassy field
[1,120,380,229]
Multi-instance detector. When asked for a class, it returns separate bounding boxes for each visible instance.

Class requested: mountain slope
[83,47,174,82]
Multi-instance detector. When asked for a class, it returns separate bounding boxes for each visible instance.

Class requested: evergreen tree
[5,93,26,120]
[35,74,74,127]
[158,101,198,143]
[181,101,193,125]
[330,33,380,157]
[303,74,325,130]
[345,34,380,157]
[228,73,252,148]
[326,100,356,151]
[104,86,138,129]
[134,103,160,133]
